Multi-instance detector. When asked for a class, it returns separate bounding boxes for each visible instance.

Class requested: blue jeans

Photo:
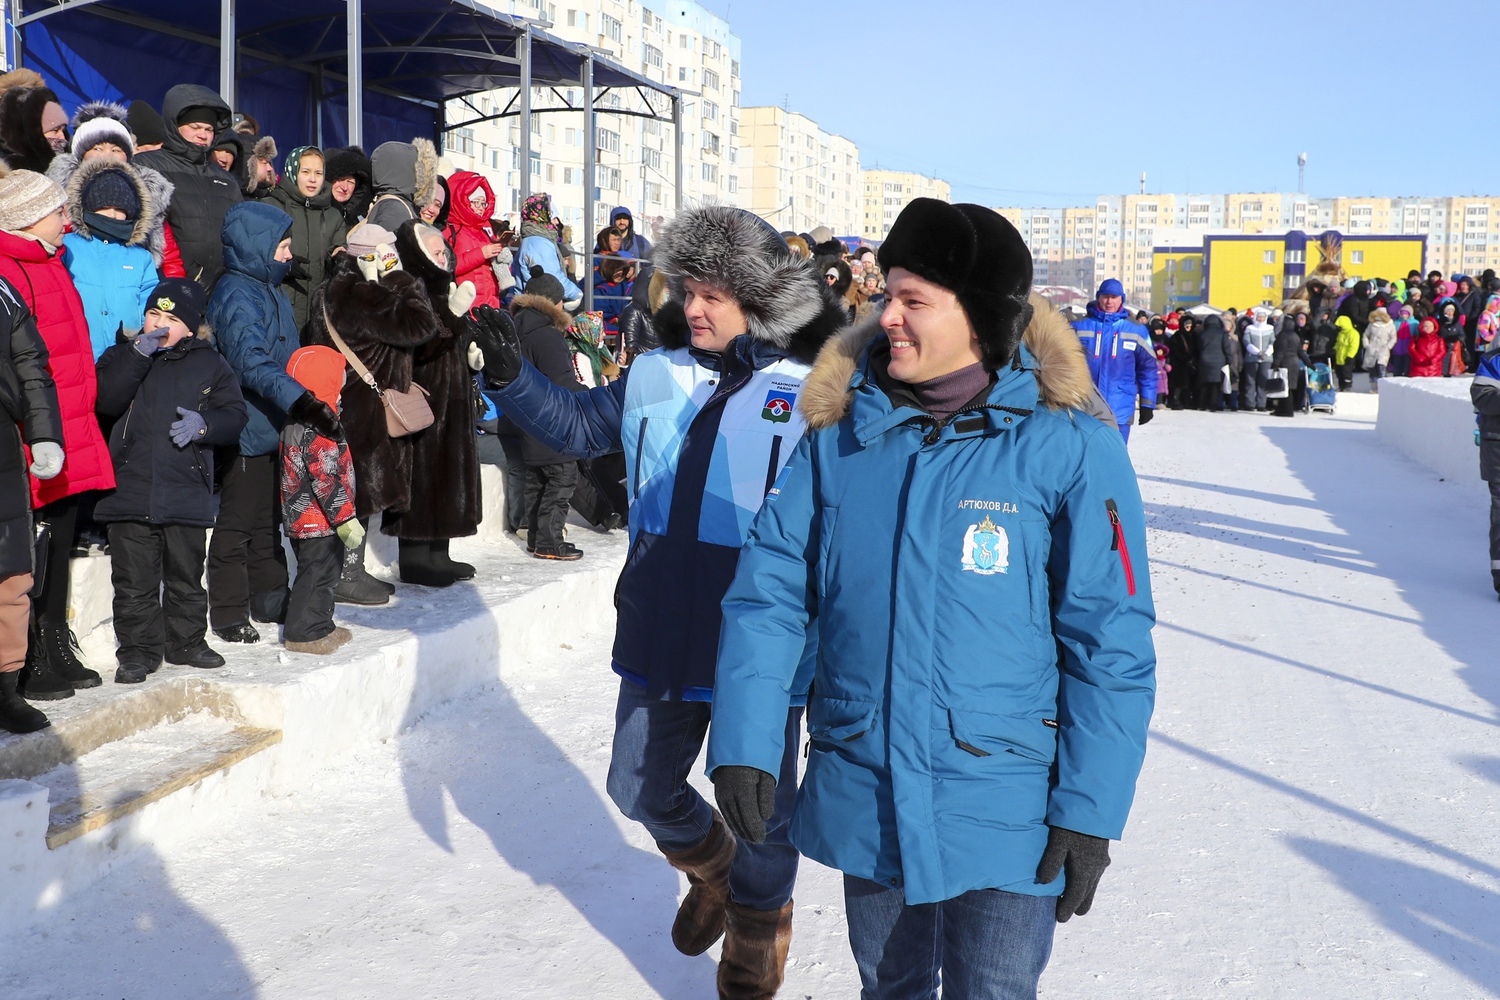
[605,679,801,911]
[844,875,1056,1000]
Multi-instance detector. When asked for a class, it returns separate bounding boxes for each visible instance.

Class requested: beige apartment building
[739,106,861,236]
[861,170,952,241]
[441,0,741,247]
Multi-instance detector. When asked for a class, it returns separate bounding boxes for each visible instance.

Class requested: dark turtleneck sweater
[873,340,995,418]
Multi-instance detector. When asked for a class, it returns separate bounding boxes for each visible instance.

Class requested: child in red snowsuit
[281,346,360,654]
[1409,317,1447,378]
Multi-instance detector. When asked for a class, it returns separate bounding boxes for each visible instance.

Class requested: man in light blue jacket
[707,199,1157,998]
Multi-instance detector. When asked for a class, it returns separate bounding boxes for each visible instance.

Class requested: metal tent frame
[7,0,683,311]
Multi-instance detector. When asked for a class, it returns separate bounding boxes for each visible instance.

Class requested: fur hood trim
[799,293,1096,431]
[412,137,438,211]
[652,204,834,353]
[65,155,154,246]
[510,292,571,332]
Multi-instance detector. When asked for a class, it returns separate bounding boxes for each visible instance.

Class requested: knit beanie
[0,165,65,232]
[82,168,141,219]
[522,264,565,304]
[71,107,135,160]
[178,105,221,128]
[286,346,347,412]
[346,222,397,257]
[877,198,1034,370]
[146,278,207,333]
[126,100,166,147]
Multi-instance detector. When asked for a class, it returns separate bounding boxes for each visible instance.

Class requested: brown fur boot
[660,811,738,955]
[717,899,794,999]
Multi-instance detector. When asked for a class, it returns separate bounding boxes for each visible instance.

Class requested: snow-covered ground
[4,398,1500,999]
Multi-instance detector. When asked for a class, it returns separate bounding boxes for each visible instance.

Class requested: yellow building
[1150,246,1207,313]
[863,170,952,241]
[1184,230,1427,310]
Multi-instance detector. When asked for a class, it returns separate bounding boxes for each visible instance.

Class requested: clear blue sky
[700,0,1494,207]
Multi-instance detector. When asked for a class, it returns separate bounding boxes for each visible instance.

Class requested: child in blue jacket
[61,157,157,358]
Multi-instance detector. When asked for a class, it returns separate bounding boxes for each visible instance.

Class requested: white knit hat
[71,114,135,160]
[0,165,65,232]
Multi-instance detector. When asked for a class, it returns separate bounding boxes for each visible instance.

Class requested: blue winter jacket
[61,234,156,359]
[706,317,1157,905]
[1074,302,1158,426]
[490,332,818,700]
[206,202,303,457]
[518,234,583,303]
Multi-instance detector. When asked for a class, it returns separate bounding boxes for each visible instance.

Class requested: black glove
[1137,406,1154,426]
[288,391,342,440]
[286,255,311,282]
[470,305,523,386]
[1036,826,1111,923]
[712,765,776,844]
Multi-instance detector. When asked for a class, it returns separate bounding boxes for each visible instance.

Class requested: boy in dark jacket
[510,267,585,560]
[281,346,359,654]
[94,279,247,683]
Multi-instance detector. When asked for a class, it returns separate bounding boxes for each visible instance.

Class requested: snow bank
[1375,376,1481,483]
[0,461,628,936]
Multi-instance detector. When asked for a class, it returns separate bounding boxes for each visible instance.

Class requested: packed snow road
[4,398,1498,999]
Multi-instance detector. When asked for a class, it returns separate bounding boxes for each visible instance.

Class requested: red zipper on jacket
[1106,498,1136,596]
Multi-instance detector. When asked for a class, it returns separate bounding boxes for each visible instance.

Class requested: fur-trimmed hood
[510,292,572,332]
[48,151,173,263]
[370,137,437,208]
[799,293,1097,431]
[64,155,154,246]
[651,204,845,361]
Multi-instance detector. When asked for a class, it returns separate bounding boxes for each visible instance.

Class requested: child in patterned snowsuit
[281,345,361,654]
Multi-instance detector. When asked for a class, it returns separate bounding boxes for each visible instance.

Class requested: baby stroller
[1307,362,1337,414]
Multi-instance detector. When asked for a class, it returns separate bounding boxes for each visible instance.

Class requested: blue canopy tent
[6,0,682,309]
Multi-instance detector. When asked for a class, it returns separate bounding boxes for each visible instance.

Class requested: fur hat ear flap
[878,199,1034,369]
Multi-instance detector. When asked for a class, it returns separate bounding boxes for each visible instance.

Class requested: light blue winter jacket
[706,314,1157,905]
[518,234,583,303]
[62,234,156,359]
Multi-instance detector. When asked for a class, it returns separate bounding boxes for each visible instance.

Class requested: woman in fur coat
[382,219,483,587]
[304,231,439,603]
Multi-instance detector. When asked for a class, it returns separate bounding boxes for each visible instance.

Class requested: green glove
[335,519,365,550]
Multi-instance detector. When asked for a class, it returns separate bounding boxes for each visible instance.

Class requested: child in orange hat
[281,345,360,654]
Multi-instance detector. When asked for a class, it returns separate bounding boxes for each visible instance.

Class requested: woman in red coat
[0,166,115,698]
[442,170,503,311]
[1408,317,1447,378]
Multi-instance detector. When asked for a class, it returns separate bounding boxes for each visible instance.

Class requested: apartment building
[739,106,861,236]
[441,0,741,247]
[861,170,951,242]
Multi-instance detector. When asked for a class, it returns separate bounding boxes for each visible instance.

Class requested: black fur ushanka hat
[877,198,1034,370]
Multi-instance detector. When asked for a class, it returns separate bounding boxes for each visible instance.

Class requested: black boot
[336,531,392,605]
[0,670,49,733]
[398,539,458,588]
[18,623,75,702]
[36,621,101,689]
[429,540,475,581]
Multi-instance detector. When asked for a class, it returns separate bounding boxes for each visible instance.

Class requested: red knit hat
[286,346,347,412]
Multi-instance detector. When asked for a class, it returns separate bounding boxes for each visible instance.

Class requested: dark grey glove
[471,305,523,386]
[288,391,342,440]
[712,765,776,844]
[1036,826,1111,923]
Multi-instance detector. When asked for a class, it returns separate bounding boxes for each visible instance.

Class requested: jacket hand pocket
[807,695,876,755]
[947,708,1056,764]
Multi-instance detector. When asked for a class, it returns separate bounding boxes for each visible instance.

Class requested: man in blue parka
[206,201,342,643]
[471,204,847,998]
[1073,277,1157,442]
[706,199,1157,998]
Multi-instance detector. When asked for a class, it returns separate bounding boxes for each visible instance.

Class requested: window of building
[600,166,621,190]
[596,128,620,153]
[1182,260,1195,272]
[602,14,622,41]
[645,44,663,68]
[702,163,718,183]
[702,132,719,155]
[704,101,719,122]
[1263,250,1275,263]
[1262,274,1276,288]
[679,67,688,82]
[1285,250,1304,263]
[1351,250,1365,264]
[449,127,475,155]
[704,69,719,91]
[728,176,737,194]
[642,147,661,170]
[530,151,541,176]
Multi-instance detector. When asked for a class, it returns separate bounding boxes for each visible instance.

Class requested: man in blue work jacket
[1073,277,1158,442]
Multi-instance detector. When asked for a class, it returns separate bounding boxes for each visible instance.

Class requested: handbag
[1266,367,1290,398]
[321,305,434,438]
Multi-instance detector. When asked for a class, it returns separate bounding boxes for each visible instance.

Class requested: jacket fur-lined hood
[651,204,845,363]
[510,292,572,332]
[64,155,154,245]
[799,293,1097,430]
